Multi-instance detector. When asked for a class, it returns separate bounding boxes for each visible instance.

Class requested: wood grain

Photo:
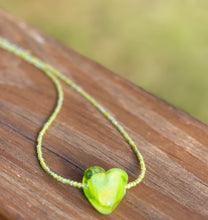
[0,9,208,220]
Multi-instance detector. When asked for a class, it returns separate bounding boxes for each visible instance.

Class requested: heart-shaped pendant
[82,166,128,214]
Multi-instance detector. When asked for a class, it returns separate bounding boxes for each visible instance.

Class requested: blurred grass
[1,0,208,123]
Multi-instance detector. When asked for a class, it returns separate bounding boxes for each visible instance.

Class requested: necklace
[0,36,146,215]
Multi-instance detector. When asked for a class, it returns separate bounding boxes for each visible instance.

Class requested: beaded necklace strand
[0,36,146,214]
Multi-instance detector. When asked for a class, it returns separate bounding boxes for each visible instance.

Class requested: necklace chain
[0,36,146,189]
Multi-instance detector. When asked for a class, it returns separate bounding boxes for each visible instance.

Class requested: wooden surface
[0,9,208,220]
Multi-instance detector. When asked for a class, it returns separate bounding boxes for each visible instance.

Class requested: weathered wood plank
[0,9,208,220]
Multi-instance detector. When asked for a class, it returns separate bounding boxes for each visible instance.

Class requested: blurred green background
[1,0,208,123]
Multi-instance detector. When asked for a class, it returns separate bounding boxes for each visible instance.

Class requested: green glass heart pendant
[82,166,128,214]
